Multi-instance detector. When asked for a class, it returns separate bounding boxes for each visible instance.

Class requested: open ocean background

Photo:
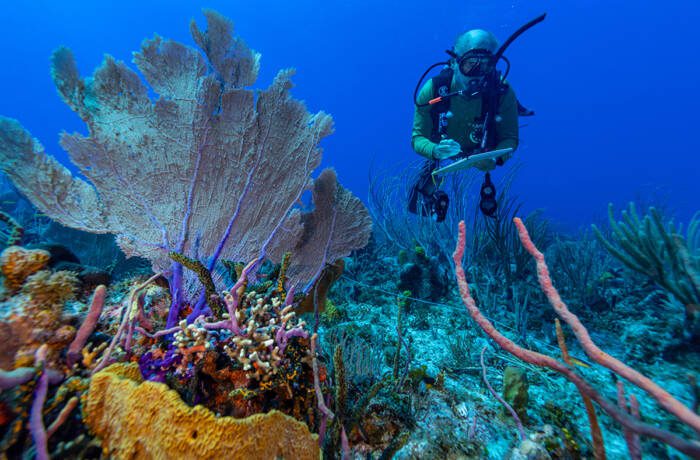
[1,0,698,229]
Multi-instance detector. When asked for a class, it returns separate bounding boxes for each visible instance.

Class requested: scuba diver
[408,14,545,222]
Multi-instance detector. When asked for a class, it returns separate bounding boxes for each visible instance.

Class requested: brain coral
[84,363,320,459]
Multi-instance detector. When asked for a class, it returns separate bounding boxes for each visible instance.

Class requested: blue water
[1,0,698,229]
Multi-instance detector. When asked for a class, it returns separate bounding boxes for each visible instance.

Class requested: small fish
[570,356,591,368]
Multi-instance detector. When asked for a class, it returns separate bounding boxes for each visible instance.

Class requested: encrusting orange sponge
[84,363,320,460]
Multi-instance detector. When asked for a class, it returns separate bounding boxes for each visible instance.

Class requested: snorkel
[413,13,547,107]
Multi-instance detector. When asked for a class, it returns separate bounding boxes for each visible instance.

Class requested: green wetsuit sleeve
[495,85,519,161]
[411,81,437,159]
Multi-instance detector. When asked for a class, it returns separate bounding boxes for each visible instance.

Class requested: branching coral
[223,291,307,381]
[124,260,321,426]
[173,319,211,350]
[170,319,211,377]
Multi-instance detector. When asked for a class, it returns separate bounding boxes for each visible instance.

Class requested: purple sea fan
[0,11,368,321]
[270,168,372,291]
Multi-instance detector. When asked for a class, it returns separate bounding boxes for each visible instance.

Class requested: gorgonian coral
[0,10,371,325]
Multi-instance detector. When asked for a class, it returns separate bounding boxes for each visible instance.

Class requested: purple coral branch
[310,333,334,421]
[166,261,184,328]
[135,317,233,340]
[318,405,328,444]
[617,380,642,460]
[29,345,49,460]
[310,333,345,453]
[0,367,35,390]
[479,346,526,441]
[221,294,243,335]
[177,126,210,251]
[135,325,180,339]
[93,272,162,374]
[340,426,350,459]
[188,294,204,321]
[276,325,308,355]
[285,286,295,305]
[67,284,106,367]
[215,259,258,334]
[0,368,63,392]
[199,320,233,330]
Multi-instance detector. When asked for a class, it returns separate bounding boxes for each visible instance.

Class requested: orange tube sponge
[84,363,320,460]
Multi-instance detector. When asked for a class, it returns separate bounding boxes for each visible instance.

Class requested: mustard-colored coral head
[23,270,78,314]
[0,246,50,292]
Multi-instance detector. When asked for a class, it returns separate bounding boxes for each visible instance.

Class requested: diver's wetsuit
[408,77,519,217]
[411,78,519,159]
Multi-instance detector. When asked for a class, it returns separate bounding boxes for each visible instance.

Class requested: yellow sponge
[84,363,320,460]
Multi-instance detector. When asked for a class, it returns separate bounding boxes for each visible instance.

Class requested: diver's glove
[432,139,461,159]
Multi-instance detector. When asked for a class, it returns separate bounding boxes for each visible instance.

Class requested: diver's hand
[432,139,461,159]
[474,158,496,172]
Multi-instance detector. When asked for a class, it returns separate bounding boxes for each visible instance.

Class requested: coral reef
[0,10,371,330]
[0,246,85,370]
[0,189,698,459]
[0,11,371,455]
[453,218,700,458]
[0,4,697,459]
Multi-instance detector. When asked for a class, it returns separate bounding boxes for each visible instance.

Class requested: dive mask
[457,49,494,77]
